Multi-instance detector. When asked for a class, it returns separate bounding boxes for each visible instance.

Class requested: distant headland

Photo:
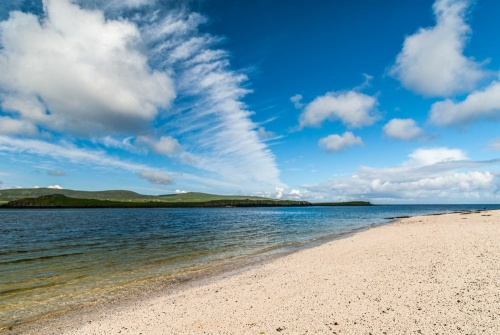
[0,188,371,208]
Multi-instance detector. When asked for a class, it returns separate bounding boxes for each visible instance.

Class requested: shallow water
[1,204,498,328]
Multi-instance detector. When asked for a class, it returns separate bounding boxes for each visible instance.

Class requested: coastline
[4,220,373,334]
[9,209,500,334]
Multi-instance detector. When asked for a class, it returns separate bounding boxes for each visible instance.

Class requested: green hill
[157,192,269,202]
[0,188,149,202]
[0,188,269,203]
[0,188,372,207]
[1,194,310,208]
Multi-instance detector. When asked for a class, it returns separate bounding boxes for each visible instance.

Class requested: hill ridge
[0,188,271,203]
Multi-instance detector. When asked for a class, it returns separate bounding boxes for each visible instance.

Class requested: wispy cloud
[98,136,137,152]
[135,9,283,189]
[0,135,149,172]
[0,136,261,192]
[257,127,283,142]
[290,94,304,109]
[391,0,485,97]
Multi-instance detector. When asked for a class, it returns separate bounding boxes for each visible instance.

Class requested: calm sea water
[1,204,499,328]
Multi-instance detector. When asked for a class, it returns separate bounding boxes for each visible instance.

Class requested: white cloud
[47,185,63,189]
[290,94,304,109]
[0,0,175,136]
[175,189,187,194]
[1,95,47,124]
[275,187,284,199]
[272,187,303,200]
[391,0,485,97]
[0,116,38,136]
[138,170,174,185]
[407,147,467,166]
[319,132,363,152]
[429,80,500,126]
[383,118,423,140]
[366,171,493,197]
[289,189,302,199]
[301,147,498,203]
[299,91,378,128]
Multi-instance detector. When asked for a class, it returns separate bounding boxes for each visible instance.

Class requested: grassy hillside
[0,188,269,203]
[0,189,372,207]
[158,192,269,202]
[0,188,149,202]
[1,194,310,208]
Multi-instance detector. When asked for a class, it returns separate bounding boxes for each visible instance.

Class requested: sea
[1,204,499,329]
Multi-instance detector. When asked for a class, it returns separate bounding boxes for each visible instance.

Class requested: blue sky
[0,0,499,203]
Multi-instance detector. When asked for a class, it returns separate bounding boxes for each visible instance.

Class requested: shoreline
[8,208,500,334]
[4,219,375,334]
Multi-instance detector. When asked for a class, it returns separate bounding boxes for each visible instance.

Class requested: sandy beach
[13,209,500,334]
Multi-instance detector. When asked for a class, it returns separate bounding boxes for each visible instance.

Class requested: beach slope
[21,210,500,334]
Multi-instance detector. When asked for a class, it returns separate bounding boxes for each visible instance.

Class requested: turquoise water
[1,205,498,328]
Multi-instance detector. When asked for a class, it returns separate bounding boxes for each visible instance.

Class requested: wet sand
[12,210,500,334]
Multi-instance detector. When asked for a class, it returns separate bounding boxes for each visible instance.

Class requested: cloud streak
[0,135,259,192]
[136,9,283,189]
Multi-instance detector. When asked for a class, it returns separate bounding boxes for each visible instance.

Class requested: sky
[0,0,499,204]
